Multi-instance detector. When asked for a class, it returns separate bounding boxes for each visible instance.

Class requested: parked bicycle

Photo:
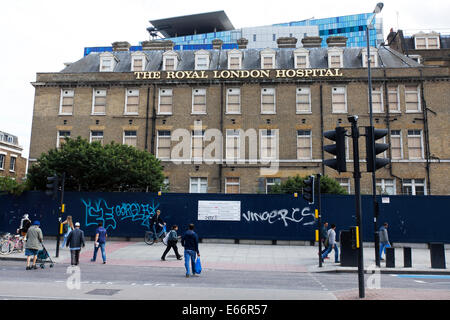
[144,225,167,245]
[0,233,24,254]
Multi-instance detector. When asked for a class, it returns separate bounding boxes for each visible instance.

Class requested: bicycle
[0,233,24,254]
[144,225,167,245]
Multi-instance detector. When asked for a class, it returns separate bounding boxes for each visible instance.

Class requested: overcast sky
[1,0,449,159]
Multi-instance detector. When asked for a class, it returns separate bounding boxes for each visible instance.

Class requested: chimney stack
[326,36,348,47]
[237,38,249,49]
[277,37,298,48]
[141,40,175,51]
[212,39,223,50]
[301,36,322,48]
[112,41,131,51]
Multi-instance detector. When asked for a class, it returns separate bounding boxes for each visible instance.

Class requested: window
[123,130,137,147]
[336,178,351,194]
[195,51,210,70]
[192,89,207,114]
[260,129,277,160]
[402,179,426,195]
[407,130,423,159]
[0,154,5,170]
[90,131,104,145]
[371,86,384,113]
[261,88,276,114]
[266,178,281,194]
[415,36,440,49]
[225,177,240,194]
[158,89,173,114]
[377,179,396,195]
[332,87,347,113]
[228,50,242,70]
[125,89,139,114]
[388,86,400,112]
[296,87,311,113]
[190,177,208,193]
[294,48,309,68]
[99,52,117,72]
[226,88,241,114]
[60,89,74,115]
[92,89,107,115]
[297,130,312,160]
[328,48,343,68]
[226,129,240,160]
[191,130,205,160]
[362,47,379,68]
[390,130,403,160]
[261,49,276,69]
[57,131,71,148]
[405,85,421,112]
[157,131,171,159]
[9,156,16,172]
[163,51,179,71]
[131,52,147,72]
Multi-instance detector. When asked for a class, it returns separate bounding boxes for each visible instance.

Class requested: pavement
[1,239,449,275]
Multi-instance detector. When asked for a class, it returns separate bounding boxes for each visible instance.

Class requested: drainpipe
[145,86,150,151]
[419,70,432,195]
[150,84,157,155]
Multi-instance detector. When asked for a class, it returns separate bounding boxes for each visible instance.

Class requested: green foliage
[269,174,347,195]
[0,176,29,196]
[27,137,165,192]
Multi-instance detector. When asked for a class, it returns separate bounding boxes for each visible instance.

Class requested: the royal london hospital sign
[134,68,344,80]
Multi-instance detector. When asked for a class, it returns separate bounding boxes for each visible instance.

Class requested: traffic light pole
[55,172,65,258]
[316,174,322,268]
[349,116,365,299]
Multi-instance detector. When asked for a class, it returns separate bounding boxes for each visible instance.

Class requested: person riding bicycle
[150,210,166,241]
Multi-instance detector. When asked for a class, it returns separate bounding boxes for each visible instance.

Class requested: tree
[0,176,29,196]
[269,175,347,195]
[27,137,165,192]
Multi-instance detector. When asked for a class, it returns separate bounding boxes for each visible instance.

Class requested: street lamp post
[366,2,384,267]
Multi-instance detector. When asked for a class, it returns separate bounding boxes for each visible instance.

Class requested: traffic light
[350,226,359,249]
[46,174,59,199]
[302,175,315,204]
[323,127,347,173]
[365,126,390,172]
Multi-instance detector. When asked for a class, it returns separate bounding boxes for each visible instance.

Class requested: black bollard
[403,247,412,268]
[386,247,395,268]
[430,243,446,269]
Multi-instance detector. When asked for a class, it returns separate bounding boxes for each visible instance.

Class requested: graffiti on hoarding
[81,198,160,230]
[242,207,315,227]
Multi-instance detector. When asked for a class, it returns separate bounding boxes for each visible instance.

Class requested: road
[0,260,449,300]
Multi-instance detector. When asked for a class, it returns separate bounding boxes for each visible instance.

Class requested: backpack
[162,232,170,246]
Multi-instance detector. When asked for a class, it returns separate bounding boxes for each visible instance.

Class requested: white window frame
[376,178,396,195]
[388,85,401,113]
[260,49,276,69]
[405,85,421,113]
[191,130,205,161]
[261,88,276,114]
[9,155,17,172]
[194,50,210,70]
[156,130,171,160]
[59,89,74,115]
[296,130,312,160]
[390,130,403,160]
[226,88,241,114]
[328,47,344,68]
[124,88,140,115]
[259,129,278,160]
[91,88,107,115]
[414,36,440,50]
[370,85,384,113]
[225,177,240,194]
[189,177,208,193]
[362,47,379,68]
[131,51,147,72]
[123,130,137,147]
[331,86,347,114]
[296,87,311,114]
[158,88,173,115]
[57,130,71,149]
[0,153,5,170]
[227,50,243,70]
[266,177,281,194]
[407,129,424,160]
[192,88,207,114]
[336,178,351,194]
[402,179,427,196]
[163,51,179,71]
[90,130,104,145]
[226,129,241,161]
[99,52,117,72]
[294,48,310,69]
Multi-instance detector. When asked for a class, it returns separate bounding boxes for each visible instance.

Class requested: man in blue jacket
[181,224,200,278]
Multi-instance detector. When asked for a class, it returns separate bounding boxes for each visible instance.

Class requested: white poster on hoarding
[198,201,241,221]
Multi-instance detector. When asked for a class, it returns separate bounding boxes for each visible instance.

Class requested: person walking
[320,222,329,256]
[24,220,43,270]
[161,225,182,261]
[91,222,108,264]
[379,222,391,261]
[150,210,166,241]
[181,224,200,278]
[321,224,339,263]
[60,215,74,248]
[66,222,85,266]
[17,214,32,239]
